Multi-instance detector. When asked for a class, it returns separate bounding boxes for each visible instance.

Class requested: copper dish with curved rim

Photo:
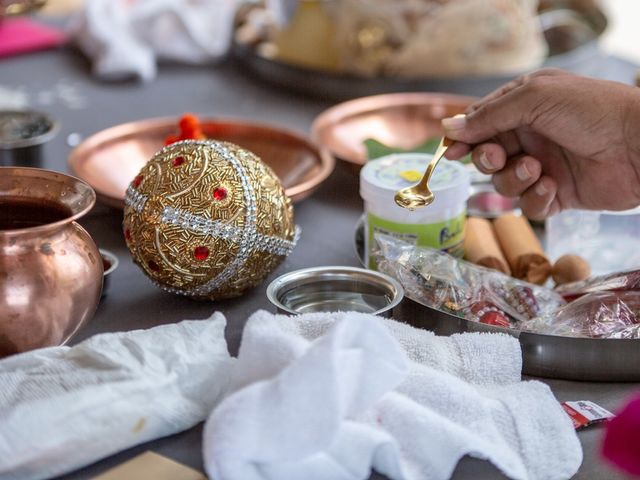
[311,92,476,170]
[68,117,335,209]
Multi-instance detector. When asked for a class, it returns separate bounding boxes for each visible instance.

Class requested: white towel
[70,0,239,82]
[203,310,582,480]
[0,314,233,480]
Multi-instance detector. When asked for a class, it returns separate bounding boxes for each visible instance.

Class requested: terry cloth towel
[0,314,233,480]
[203,310,582,480]
[70,0,239,82]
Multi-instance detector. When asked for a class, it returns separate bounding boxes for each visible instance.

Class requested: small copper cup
[0,167,103,357]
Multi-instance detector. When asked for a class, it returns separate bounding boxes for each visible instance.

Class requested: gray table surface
[1,40,639,480]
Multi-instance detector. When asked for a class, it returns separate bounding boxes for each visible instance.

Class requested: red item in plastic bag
[555,269,640,301]
[468,301,511,327]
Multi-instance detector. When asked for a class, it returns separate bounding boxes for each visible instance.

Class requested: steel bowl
[99,249,119,298]
[267,266,404,317]
[0,110,59,168]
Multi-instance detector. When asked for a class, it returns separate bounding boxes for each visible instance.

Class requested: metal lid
[0,110,59,149]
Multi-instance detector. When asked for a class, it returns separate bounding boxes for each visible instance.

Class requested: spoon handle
[417,136,453,189]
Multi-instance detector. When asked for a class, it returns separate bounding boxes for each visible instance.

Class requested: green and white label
[367,212,465,269]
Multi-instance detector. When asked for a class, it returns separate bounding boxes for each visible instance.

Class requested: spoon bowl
[394,136,453,210]
[394,189,434,210]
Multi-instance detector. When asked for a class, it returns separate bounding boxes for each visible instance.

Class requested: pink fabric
[602,393,640,476]
[0,18,66,58]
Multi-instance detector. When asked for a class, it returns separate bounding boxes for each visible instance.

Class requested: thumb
[442,85,535,144]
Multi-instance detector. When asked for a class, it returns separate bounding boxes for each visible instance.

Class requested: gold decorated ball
[123,140,298,300]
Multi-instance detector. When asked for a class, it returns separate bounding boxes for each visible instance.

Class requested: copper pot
[0,167,102,357]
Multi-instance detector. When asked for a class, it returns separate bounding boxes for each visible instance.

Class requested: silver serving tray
[233,2,607,100]
[395,297,640,382]
[354,220,640,382]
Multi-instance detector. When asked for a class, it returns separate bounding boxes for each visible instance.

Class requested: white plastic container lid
[360,153,471,222]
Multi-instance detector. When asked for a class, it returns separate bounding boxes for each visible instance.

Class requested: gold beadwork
[123,140,297,300]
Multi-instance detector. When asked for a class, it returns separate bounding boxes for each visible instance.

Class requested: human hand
[442,69,640,219]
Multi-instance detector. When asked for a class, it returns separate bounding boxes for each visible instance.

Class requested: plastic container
[545,208,640,276]
[360,153,470,269]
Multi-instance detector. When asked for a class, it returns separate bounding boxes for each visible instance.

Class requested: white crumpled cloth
[0,314,233,480]
[70,0,240,82]
[203,310,582,480]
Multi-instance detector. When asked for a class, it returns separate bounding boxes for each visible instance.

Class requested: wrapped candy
[374,234,565,329]
[523,291,640,339]
[555,268,640,301]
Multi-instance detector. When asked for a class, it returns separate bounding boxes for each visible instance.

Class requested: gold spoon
[394,136,454,210]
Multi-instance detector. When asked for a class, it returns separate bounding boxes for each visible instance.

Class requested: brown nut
[552,254,591,285]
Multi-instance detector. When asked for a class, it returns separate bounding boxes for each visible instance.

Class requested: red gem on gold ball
[213,187,227,201]
[194,246,210,261]
[147,260,160,272]
[133,175,143,188]
[172,156,185,167]
[124,229,131,242]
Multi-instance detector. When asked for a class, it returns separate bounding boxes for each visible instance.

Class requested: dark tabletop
[1,32,638,480]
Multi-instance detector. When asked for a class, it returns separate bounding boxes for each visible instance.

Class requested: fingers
[492,155,541,196]
[472,143,507,173]
[477,152,560,220]
[466,68,570,114]
[442,69,571,145]
[444,141,470,160]
[442,89,529,144]
[520,176,559,220]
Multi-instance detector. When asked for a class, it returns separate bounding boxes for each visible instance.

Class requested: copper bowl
[68,117,335,209]
[311,92,476,171]
[0,167,102,357]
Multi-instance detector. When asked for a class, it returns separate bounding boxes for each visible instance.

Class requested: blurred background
[1,0,638,99]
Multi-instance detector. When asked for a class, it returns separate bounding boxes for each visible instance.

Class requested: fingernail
[535,181,548,196]
[479,152,493,171]
[442,114,467,131]
[516,162,531,181]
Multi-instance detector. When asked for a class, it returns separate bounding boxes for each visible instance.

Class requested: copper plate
[68,118,335,209]
[311,92,476,169]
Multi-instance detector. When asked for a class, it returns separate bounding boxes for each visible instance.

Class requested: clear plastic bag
[555,269,640,300]
[374,234,565,329]
[523,291,640,339]
[374,234,640,339]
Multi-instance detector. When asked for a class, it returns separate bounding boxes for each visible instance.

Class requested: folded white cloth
[203,310,582,480]
[0,314,233,480]
[70,0,239,82]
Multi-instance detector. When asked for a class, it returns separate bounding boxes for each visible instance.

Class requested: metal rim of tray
[234,31,607,99]
[395,297,640,382]
[354,218,640,382]
[232,3,608,100]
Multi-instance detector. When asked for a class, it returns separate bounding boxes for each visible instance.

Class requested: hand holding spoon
[394,136,454,210]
